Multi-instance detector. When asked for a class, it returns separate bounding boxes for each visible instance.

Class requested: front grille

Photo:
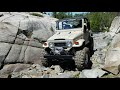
[54,39,65,40]
[54,42,66,47]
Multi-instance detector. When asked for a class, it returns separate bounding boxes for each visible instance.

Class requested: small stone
[42,74,49,78]
[0,74,10,78]
[80,68,107,78]
[22,75,31,78]
[50,65,63,73]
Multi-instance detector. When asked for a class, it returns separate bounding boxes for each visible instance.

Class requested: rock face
[103,33,120,75]
[0,12,57,66]
[109,16,120,36]
[100,16,120,75]
[91,16,120,75]
[90,32,111,69]
[90,16,120,76]
[93,32,111,50]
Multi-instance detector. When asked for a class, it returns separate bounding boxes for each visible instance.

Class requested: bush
[85,12,117,32]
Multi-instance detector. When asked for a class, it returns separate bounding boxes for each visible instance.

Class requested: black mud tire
[41,58,50,67]
[74,47,90,71]
[41,51,52,67]
[89,37,94,56]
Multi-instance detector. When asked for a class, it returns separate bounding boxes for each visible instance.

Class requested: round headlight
[49,42,54,48]
[66,41,72,47]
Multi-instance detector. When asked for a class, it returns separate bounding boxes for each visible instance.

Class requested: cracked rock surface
[0,12,57,66]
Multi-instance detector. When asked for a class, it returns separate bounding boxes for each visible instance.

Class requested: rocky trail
[0,32,115,78]
[0,12,120,78]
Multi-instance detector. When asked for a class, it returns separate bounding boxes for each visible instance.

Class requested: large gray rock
[103,48,120,75]
[110,33,120,48]
[18,45,28,63]
[0,63,2,69]
[109,16,120,34]
[0,43,12,63]
[0,12,57,41]
[4,44,22,63]
[50,65,64,73]
[90,32,111,69]
[91,16,120,75]
[93,32,112,50]
[0,22,18,43]
[24,46,45,64]
[4,44,44,64]
[80,68,106,78]
[0,12,57,65]
[15,34,26,45]
[103,33,120,75]
[0,63,31,75]
[23,38,43,48]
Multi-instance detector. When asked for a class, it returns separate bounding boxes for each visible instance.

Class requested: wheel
[74,47,91,71]
[40,51,52,67]
[41,58,50,67]
[89,37,94,56]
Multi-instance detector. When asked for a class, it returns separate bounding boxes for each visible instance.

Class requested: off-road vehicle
[42,17,94,70]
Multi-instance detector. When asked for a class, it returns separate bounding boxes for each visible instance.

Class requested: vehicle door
[83,18,90,44]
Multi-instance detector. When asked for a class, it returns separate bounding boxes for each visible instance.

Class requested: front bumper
[44,55,73,59]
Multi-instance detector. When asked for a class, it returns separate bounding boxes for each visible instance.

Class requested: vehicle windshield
[56,19,82,30]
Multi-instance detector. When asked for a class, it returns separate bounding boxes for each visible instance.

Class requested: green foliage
[52,12,57,18]
[84,12,117,32]
[74,14,84,18]
[56,12,68,19]
[30,13,43,17]
[74,73,80,78]
[74,12,117,32]
[67,12,73,18]
[90,13,100,32]
[52,12,73,19]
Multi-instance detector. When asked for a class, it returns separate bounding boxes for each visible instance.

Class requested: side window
[56,21,59,30]
[58,22,63,30]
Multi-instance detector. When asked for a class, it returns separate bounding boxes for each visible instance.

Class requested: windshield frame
[56,19,83,30]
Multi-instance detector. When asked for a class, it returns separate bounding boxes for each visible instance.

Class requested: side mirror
[84,25,87,33]
[87,22,90,30]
